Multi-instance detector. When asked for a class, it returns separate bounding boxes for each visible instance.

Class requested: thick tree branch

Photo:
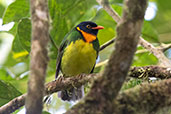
[115,78,171,114]
[136,43,171,54]
[0,94,26,114]
[1,0,147,113]
[1,0,170,113]
[129,65,171,79]
[45,74,100,95]
[0,74,99,114]
[0,65,170,113]
[139,38,171,67]
[96,0,171,67]
[25,0,49,114]
[65,0,147,113]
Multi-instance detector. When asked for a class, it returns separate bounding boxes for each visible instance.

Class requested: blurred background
[0,0,171,113]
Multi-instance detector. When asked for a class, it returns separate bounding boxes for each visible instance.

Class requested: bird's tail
[58,86,84,101]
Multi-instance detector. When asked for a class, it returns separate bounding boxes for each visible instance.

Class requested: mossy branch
[65,0,148,113]
[129,65,171,79]
[115,78,171,114]
[0,65,170,113]
[96,0,171,67]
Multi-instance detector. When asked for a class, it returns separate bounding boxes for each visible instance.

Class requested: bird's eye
[86,25,91,29]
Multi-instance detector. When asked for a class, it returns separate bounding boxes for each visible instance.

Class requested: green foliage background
[0,0,170,113]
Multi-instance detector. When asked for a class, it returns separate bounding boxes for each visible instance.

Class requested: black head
[76,21,104,36]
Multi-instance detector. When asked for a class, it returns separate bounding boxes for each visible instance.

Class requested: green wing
[55,28,82,79]
[55,28,100,78]
[90,38,100,73]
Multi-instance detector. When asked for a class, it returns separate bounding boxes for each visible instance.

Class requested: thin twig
[136,43,171,54]
[0,65,170,114]
[0,74,99,114]
[66,0,147,113]
[160,43,171,52]
[96,0,171,67]
[98,43,171,68]
[49,35,58,50]
[139,38,171,67]
[99,38,116,51]
[95,59,108,67]
[97,0,120,23]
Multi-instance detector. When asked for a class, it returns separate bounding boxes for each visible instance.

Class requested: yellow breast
[61,39,97,77]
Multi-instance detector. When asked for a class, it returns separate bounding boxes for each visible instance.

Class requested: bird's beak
[91,26,104,30]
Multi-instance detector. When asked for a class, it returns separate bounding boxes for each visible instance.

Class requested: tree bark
[0,94,26,114]
[65,0,147,113]
[0,65,170,113]
[25,0,49,114]
[129,65,171,79]
[115,78,171,114]
[96,0,171,67]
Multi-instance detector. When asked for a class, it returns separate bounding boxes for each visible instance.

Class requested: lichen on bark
[65,0,148,113]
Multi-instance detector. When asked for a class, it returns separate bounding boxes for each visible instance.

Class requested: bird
[55,21,104,101]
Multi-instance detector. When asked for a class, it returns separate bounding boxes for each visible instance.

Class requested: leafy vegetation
[0,0,170,113]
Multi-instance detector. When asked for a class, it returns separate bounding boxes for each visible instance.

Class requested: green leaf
[92,4,122,45]
[17,18,31,52]
[2,0,30,24]
[47,0,98,76]
[0,67,13,81]
[92,8,116,45]
[0,38,2,44]
[47,59,56,77]
[42,111,51,114]
[49,0,97,46]
[110,0,123,4]
[151,0,171,43]
[141,21,159,43]
[111,4,123,16]
[0,3,5,18]
[11,19,30,56]
[10,77,28,93]
[8,22,18,35]
[99,45,114,62]
[0,80,22,106]
[78,6,98,22]
[133,52,158,66]
[121,78,142,91]
[12,34,26,53]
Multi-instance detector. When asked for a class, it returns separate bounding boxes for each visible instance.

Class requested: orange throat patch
[77,27,96,42]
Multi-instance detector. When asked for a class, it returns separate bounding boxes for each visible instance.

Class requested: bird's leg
[57,74,64,82]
